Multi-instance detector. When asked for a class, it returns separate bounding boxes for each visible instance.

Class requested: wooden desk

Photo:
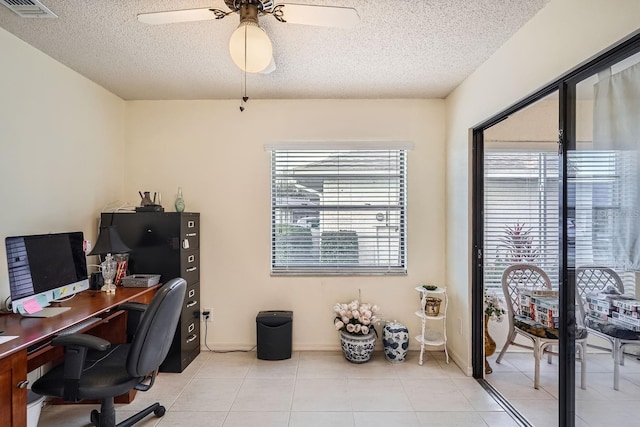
[0,286,158,427]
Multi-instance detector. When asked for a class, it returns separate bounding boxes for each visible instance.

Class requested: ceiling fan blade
[137,8,220,25]
[277,3,359,28]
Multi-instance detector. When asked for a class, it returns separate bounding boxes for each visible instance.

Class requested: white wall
[445,0,640,373]
[124,99,447,352]
[0,28,125,304]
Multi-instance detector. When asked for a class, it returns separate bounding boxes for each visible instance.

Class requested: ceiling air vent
[0,0,57,18]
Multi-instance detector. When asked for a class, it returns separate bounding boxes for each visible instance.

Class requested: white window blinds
[483,150,560,290]
[270,147,407,275]
[484,148,630,291]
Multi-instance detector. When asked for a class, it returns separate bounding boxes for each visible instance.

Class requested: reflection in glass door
[482,93,570,426]
[570,51,640,424]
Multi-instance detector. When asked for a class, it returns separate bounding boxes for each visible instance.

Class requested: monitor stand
[22,307,71,318]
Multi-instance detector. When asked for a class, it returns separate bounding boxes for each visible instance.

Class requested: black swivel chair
[32,278,187,427]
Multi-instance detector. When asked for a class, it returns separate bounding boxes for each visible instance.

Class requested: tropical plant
[498,222,539,263]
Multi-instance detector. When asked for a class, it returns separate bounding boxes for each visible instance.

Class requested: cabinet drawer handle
[188,323,195,333]
[188,289,195,298]
[186,267,197,273]
[186,300,197,308]
[16,380,29,389]
[188,254,195,263]
[186,232,197,237]
[186,334,197,343]
[188,221,195,228]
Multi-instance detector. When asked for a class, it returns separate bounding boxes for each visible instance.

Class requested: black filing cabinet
[102,212,200,372]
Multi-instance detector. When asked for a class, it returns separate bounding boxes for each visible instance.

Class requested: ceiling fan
[137,0,359,74]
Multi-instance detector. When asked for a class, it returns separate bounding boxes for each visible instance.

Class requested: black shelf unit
[102,211,200,372]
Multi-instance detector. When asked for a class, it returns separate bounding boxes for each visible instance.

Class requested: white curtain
[593,62,640,269]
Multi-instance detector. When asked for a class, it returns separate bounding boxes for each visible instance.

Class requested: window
[483,149,628,291]
[269,145,408,275]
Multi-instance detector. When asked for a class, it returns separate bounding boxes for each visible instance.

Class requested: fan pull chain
[239,25,249,112]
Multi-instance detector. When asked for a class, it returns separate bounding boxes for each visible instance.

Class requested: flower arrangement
[484,291,506,322]
[333,300,380,335]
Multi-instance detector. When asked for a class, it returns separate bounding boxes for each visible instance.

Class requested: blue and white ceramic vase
[340,330,376,363]
[382,321,409,363]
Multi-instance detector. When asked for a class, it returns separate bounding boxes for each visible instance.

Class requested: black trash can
[256,310,293,360]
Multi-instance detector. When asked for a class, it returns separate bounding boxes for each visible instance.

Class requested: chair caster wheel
[90,409,100,426]
[154,405,166,417]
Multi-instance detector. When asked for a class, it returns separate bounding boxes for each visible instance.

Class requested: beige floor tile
[291,378,351,411]
[155,411,227,426]
[230,378,295,411]
[415,411,489,426]
[348,378,413,411]
[222,411,289,427]
[354,411,421,427]
[170,378,242,411]
[289,411,355,427]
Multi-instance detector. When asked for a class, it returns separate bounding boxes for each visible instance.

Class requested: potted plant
[484,291,506,373]
[333,300,380,363]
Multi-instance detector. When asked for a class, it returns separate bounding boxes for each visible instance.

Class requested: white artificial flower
[334,320,344,330]
[352,310,360,319]
[354,324,361,333]
[346,323,356,333]
[361,325,369,335]
[342,316,349,323]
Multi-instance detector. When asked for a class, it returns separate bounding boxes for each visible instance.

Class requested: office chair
[496,264,587,389]
[576,266,640,390]
[32,278,186,427]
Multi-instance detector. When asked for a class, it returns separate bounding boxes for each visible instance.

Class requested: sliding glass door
[472,33,640,427]
[569,50,640,424]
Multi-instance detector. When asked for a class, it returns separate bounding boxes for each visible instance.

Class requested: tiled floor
[38,350,519,427]
[486,350,640,427]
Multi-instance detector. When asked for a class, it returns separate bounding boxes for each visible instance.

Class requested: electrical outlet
[201,308,212,323]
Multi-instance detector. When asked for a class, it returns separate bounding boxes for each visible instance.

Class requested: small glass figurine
[175,187,185,212]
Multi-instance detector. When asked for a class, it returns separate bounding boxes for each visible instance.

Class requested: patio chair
[496,264,587,389]
[576,266,640,390]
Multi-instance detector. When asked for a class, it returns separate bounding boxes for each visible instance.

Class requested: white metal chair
[576,266,640,390]
[496,264,587,389]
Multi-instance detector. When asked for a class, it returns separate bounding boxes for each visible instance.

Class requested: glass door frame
[471,31,640,427]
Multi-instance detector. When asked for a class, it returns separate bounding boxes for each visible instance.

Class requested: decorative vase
[382,321,409,363]
[484,315,497,374]
[340,330,376,363]
[175,186,185,212]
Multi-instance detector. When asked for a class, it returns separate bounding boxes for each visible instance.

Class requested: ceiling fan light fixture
[229,21,273,73]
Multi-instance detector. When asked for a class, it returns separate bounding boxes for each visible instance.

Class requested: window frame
[267,143,410,276]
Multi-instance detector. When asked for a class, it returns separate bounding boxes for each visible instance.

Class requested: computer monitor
[5,231,89,315]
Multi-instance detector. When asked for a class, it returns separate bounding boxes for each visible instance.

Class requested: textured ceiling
[0,0,549,100]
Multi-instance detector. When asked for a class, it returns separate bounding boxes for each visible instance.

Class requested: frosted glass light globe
[229,22,273,73]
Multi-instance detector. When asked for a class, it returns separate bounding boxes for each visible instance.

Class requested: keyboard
[56,317,102,336]
[26,317,103,354]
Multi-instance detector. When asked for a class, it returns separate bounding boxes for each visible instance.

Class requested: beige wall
[124,99,447,352]
[3,0,640,374]
[445,0,640,373]
[0,28,125,302]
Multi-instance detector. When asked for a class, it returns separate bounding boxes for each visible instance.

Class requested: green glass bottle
[175,187,185,212]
